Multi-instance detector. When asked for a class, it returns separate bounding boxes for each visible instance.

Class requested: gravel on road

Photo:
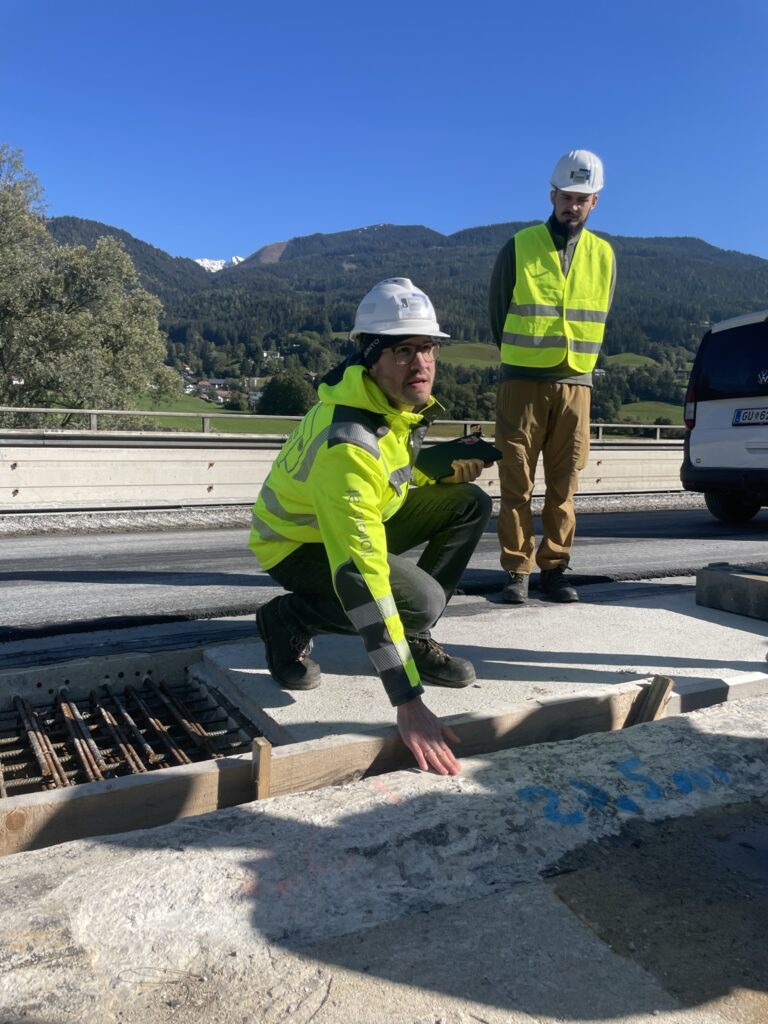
[0,492,708,537]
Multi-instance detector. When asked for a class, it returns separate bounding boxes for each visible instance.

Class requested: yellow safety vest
[249,363,440,706]
[501,223,613,373]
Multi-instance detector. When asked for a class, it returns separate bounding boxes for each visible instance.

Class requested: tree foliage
[0,145,179,424]
[258,371,317,415]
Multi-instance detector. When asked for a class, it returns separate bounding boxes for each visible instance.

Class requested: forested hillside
[46,216,211,301]
[46,216,768,420]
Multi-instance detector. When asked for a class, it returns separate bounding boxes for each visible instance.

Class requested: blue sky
[2,0,767,260]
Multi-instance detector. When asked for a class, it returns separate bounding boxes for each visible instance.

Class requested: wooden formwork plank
[1,686,638,856]
[0,754,252,857]
[263,688,638,799]
[252,737,272,799]
[624,674,674,727]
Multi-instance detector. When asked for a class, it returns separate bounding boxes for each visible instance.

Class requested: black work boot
[502,571,529,604]
[539,566,579,603]
[408,634,476,688]
[256,598,322,690]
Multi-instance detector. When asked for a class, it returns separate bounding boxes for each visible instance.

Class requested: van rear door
[688,320,768,470]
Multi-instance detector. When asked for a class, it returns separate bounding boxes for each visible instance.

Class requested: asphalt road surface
[1,507,767,643]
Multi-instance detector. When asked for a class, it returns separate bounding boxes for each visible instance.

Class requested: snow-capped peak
[194,256,245,273]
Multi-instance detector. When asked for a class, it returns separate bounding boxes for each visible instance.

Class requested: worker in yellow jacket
[250,279,492,776]
[489,149,616,604]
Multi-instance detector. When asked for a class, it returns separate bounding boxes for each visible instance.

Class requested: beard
[553,209,585,237]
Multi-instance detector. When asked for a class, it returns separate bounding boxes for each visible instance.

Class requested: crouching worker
[249,278,492,776]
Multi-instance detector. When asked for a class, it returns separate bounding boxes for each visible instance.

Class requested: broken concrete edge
[3,672,768,859]
[2,695,767,1024]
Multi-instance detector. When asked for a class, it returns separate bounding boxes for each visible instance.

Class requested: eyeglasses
[390,341,441,365]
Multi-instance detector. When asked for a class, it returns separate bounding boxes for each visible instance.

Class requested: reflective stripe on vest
[250,483,320,542]
[501,224,613,373]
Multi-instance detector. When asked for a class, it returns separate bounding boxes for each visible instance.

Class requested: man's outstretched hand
[396,697,461,776]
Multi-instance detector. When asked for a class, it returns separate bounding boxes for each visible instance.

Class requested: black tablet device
[415,434,503,480]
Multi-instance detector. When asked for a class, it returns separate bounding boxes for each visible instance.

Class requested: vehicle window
[695,322,768,401]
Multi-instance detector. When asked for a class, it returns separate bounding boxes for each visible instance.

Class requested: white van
[681,310,768,522]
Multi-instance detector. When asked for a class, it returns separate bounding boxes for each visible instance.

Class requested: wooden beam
[252,737,272,799]
[625,675,674,726]
[0,754,253,858]
[0,686,637,853]
[265,688,638,799]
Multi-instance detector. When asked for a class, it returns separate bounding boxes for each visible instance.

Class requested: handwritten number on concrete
[515,759,731,826]
[616,757,664,800]
[671,769,711,794]
[517,785,586,825]
[568,780,612,810]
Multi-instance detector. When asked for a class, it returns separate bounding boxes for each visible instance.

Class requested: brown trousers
[495,379,591,573]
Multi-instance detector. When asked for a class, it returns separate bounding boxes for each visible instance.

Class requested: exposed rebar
[103,683,161,764]
[58,696,101,783]
[89,693,146,774]
[125,686,191,765]
[14,697,70,787]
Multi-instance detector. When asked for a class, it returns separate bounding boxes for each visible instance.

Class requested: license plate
[733,407,768,425]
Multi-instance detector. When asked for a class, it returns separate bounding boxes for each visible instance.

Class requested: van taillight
[684,383,696,429]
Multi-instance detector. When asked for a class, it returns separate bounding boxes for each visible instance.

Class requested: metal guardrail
[0,407,686,442]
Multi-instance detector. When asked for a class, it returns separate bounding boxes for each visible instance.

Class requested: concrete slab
[697,561,768,621]
[2,696,767,1024]
[191,580,768,744]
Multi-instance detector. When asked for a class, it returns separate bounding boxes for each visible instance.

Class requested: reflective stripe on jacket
[501,223,613,373]
[249,362,438,705]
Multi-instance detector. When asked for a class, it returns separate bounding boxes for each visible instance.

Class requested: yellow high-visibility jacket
[249,362,439,705]
[501,223,614,373]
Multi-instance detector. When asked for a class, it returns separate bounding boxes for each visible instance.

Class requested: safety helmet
[349,278,449,341]
[550,150,605,194]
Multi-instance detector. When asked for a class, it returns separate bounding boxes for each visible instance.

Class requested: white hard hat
[350,278,449,340]
[550,150,604,193]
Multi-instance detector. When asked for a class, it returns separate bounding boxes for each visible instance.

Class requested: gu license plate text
[733,407,768,425]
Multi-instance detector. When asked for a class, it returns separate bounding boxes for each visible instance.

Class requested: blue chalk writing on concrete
[615,795,643,813]
[569,780,612,810]
[517,785,585,825]
[516,759,732,826]
[671,769,711,794]
[616,757,664,800]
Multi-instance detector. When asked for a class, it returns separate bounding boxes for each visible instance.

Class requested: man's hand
[442,458,486,484]
[396,697,461,776]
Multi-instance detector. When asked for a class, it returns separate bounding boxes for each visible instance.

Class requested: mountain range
[45,215,768,377]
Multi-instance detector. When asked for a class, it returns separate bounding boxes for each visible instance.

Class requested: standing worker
[250,278,492,776]
[489,149,616,604]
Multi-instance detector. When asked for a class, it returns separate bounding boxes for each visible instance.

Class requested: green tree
[0,145,179,424]
[258,372,316,415]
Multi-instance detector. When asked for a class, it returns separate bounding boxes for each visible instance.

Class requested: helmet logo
[570,167,592,183]
[758,369,768,385]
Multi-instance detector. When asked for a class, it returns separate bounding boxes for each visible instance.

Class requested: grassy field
[134,388,683,437]
[440,342,499,367]
[605,352,658,367]
[618,400,684,425]
[135,395,298,434]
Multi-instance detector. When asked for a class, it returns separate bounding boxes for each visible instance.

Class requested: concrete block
[697,562,768,621]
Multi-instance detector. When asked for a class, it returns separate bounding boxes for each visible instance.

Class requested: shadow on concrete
[0,568,267,587]
[6,713,768,1023]
[575,577,768,640]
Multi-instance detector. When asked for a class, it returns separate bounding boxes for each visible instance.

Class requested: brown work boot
[502,571,529,604]
[539,566,579,603]
[408,634,475,688]
[256,598,322,690]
